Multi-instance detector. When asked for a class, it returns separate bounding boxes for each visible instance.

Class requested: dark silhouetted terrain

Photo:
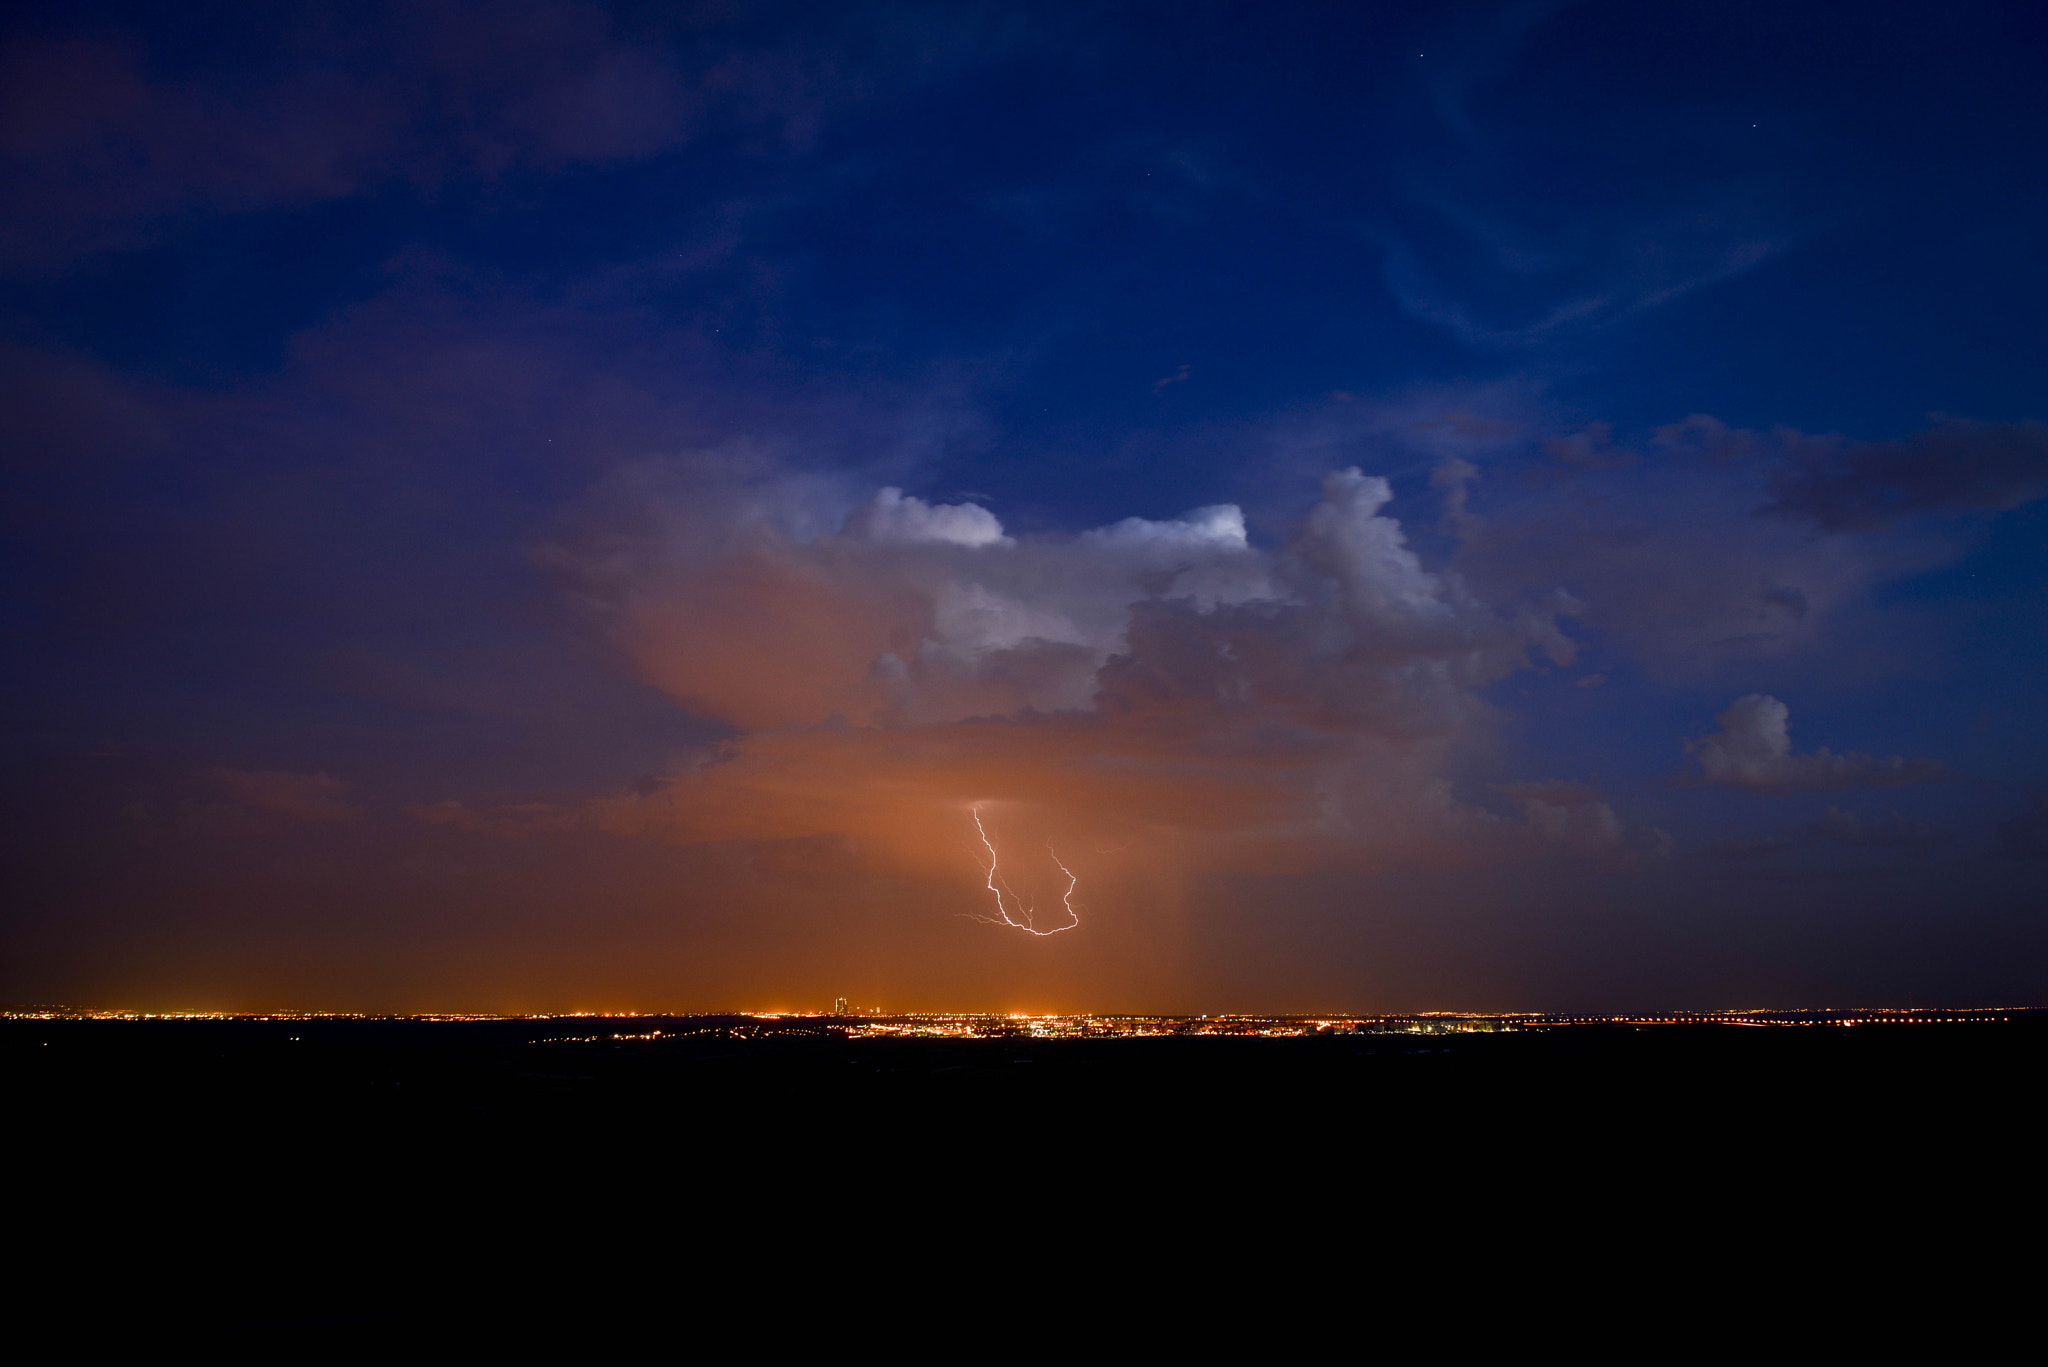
[9,1013,2041,1342]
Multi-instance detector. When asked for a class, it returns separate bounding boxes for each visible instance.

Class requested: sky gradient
[4,0,2046,1012]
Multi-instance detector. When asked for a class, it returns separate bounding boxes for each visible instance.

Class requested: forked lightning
[968,804,1081,936]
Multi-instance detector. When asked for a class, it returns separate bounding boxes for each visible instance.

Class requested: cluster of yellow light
[1534,1011,2016,1027]
[1,1008,2023,1029]
[0,1009,532,1022]
[840,1020,985,1039]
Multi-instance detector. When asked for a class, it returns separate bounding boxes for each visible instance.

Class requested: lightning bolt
[970,804,1032,930]
[968,804,1081,936]
[1045,843,1082,933]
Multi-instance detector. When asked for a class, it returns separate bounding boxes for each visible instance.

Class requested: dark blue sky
[3,0,2045,1011]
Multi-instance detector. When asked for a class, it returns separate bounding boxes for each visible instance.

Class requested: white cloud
[1296,468,1461,628]
[842,487,1011,547]
[1082,503,1247,551]
[540,458,1588,866]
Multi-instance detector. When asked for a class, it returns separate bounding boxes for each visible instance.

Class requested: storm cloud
[532,461,1598,875]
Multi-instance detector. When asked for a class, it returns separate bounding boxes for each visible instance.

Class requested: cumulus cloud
[535,462,1586,872]
[1684,695,1943,792]
[842,488,1010,547]
[556,459,1306,731]
[1092,470,1580,743]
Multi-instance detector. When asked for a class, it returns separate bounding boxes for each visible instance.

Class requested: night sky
[4,0,2045,1013]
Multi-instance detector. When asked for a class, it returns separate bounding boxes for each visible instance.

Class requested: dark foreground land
[9,1013,2043,1339]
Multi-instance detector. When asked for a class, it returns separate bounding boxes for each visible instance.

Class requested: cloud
[1493,781,1622,854]
[1541,421,1633,471]
[1088,470,1580,740]
[204,769,360,822]
[0,10,674,269]
[842,488,1011,547]
[1684,695,1943,792]
[1651,414,1770,465]
[1762,419,2048,531]
[0,0,948,274]
[531,461,1586,872]
[1451,474,1860,670]
[1429,456,1481,533]
[1639,412,2048,532]
[1438,411,2004,676]
[1375,187,1788,350]
[552,458,1304,732]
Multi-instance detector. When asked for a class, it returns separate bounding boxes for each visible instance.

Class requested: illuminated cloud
[843,488,1011,547]
[529,461,1606,877]
[567,460,1574,741]
[551,457,1290,730]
